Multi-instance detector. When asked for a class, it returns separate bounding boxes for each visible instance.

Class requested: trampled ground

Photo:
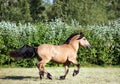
[0,67,120,84]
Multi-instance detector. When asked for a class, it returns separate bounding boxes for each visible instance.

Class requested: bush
[0,19,77,67]
[0,18,120,67]
[84,19,120,65]
[0,21,40,67]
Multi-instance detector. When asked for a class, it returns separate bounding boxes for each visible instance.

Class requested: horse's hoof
[39,71,44,79]
[47,73,52,80]
[40,74,44,79]
[60,76,65,80]
[40,76,42,79]
[73,70,79,76]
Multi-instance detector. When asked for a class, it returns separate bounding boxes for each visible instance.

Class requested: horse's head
[64,32,91,49]
[77,32,91,49]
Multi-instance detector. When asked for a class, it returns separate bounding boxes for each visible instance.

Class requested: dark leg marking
[47,73,52,80]
[60,61,70,80]
[73,70,79,76]
[73,64,80,76]
[39,71,44,79]
[60,76,66,80]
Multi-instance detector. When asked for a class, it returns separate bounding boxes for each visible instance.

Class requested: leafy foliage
[49,0,119,25]
[0,19,120,67]
[0,0,120,24]
[0,0,32,22]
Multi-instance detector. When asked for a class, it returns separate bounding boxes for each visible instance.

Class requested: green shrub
[0,18,120,67]
[84,18,120,65]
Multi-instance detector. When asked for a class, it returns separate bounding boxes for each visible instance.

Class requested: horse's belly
[50,47,68,63]
[51,56,67,64]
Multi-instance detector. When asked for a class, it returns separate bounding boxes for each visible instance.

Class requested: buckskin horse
[9,32,91,80]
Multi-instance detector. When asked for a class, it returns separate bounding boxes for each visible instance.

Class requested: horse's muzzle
[86,45,91,50]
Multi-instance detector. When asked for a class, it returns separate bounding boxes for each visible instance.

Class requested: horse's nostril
[86,45,91,50]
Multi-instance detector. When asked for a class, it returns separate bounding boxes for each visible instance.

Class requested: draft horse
[9,32,91,80]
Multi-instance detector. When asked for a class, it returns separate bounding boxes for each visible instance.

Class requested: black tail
[9,45,37,59]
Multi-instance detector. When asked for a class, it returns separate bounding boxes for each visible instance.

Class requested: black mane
[64,32,84,44]
[64,33,79,44]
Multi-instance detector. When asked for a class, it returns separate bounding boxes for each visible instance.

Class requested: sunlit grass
[0,67,120,84]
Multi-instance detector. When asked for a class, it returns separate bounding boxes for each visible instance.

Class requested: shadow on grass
[0,76,39,80]
[0,76,66,81]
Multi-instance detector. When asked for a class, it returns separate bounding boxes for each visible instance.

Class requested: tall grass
[0,18,120,67]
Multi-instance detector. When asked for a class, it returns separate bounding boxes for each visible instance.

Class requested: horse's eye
[83,38,86,40]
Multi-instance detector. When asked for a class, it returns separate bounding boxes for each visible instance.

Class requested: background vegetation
[0,0,120,67]
[0,0,120,24]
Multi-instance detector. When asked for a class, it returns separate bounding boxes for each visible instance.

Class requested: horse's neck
[69,41,79,52]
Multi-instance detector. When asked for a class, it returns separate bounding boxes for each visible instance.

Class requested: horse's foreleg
[60,61,70,80]
[60,65,69,80]
[73,63,80,76]
[68,59,80,76]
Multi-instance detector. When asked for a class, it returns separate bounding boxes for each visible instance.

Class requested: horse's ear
[77,32,84,40]
[80,32,84,36]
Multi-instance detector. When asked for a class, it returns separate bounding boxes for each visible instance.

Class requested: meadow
[0,1,120,83]
[0,67,120,84]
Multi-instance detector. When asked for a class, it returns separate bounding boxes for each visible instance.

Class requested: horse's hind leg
[60,61,70,80]
[36,62,44,79]
[37,60,52,80]
[36,62,40,69]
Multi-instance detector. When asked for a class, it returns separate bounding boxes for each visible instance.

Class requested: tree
[48,0,120,25]
[106,0,120,20]
[18,0,32,22]
[30,0,46,22]
[0,0,32,22]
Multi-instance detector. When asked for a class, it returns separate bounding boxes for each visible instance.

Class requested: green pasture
[0,67,120,84]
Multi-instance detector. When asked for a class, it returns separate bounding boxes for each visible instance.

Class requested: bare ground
[0,67,120,84]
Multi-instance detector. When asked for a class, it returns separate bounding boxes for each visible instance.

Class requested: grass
[0,67,120,84]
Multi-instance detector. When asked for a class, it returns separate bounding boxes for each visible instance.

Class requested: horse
[9,32,91,80]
